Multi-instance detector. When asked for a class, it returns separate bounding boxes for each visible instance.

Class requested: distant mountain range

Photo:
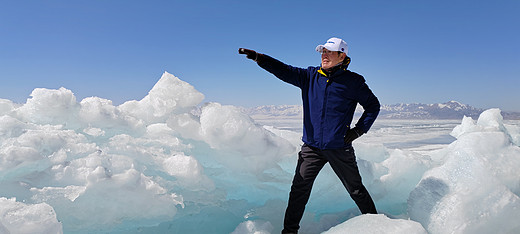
[241,101,520,120]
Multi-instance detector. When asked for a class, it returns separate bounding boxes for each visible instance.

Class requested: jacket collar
[318,64,347,77]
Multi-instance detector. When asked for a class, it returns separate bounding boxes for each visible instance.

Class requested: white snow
[0,71,519,233]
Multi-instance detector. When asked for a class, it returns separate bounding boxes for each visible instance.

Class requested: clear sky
[1,0,519,111]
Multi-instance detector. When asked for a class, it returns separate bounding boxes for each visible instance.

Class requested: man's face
[321,49,346,70]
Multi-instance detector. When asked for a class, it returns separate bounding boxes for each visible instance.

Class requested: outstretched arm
[238,48,309,88]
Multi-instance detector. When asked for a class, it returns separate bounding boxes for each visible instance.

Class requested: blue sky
[1,0,519,111]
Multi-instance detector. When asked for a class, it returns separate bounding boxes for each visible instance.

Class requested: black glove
[239,48,258,61]
[344,127,364,144]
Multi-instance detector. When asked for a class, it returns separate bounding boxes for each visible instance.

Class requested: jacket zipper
[320,75,331,149]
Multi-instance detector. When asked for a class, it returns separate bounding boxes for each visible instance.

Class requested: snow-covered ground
[0,72,519,234]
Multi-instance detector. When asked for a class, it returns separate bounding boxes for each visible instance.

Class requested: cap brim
[316,44,340,53]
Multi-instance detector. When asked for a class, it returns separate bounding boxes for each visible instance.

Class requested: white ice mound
[119,71,205,123]
[0,71,299,233]
[79,97,144,132]
[0,197,63,234]
[199,103,296,170]
[408,108,520,234]
[322,214,427,234]
[0,99,16,115]
[168,102,297,172]
[15,87,79,126]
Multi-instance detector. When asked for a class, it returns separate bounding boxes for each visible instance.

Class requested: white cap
[315,37,348,54]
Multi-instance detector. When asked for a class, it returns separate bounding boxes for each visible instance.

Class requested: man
[239,37,380,234]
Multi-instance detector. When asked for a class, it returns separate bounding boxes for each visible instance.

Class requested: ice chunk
[119,71,204,123]
[450,115,477,138]
[354,142,390,163]
[262,125,303,151]
[322,214,427,234]
[31,185,86,202]
[505,122,520,146]
[373,148,431,214]
[0,99,16,115]
[15,87,80,127]
[198,102,295,172]
[476,108,505,130]
[408,109,520,234]
[32,165,183,232]
[451,108,506,138]
[163,153,215,191]
[231,220,274,234]
[79,96,144,134]
[166,112,204,141]
[0,197,63,234]
[0,115,31,140]
[83,126,105,137]
[0,125,97,180]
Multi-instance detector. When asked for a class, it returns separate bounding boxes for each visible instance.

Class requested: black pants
[282,144,377,233]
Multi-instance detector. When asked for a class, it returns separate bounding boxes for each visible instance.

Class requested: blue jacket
[258,55,380,149]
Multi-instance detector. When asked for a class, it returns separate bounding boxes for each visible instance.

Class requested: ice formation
[0,71,519,233]
[407,109,520,233]
[0,197,62,234]
[322,214,427,234]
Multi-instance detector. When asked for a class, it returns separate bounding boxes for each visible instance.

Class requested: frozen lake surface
[253,118,460,149]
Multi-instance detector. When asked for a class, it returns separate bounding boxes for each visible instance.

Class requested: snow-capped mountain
[242,101,520,120]
[240,105,303,118]
[379,101,482,119]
